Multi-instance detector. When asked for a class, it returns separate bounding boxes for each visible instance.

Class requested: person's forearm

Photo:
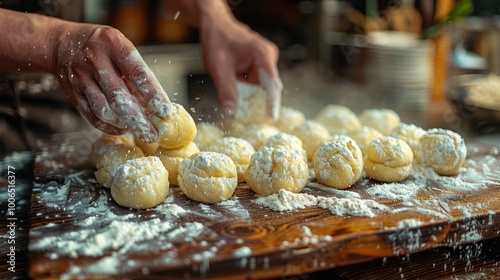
[163,0,236,28]
[0,9,58,73]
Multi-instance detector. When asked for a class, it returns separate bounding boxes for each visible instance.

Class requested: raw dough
[359,108,401,136]
[89,133,135,167]
[178,152,238,203]
[134,136,159,156]
[110,156,169,209]
[155,142,200,185]
[240,124,280,150]
[193,122,223,151]
[291,120,331,161]
[245,145,308,196]
[273,106,305,134]
[347,126,383,154]
[261,132,307,161]
[151,102,197,149]
[95,144,144,187]
[235,82,273,125]
[315,104,361,135]
[313,135,364,189]
[391,123,426,158]
[206,137,255,182]
[364,136,413,182]
[417,128,466,175]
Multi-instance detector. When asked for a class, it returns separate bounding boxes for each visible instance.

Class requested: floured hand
[53,24,172,142]
[200,15,282,120]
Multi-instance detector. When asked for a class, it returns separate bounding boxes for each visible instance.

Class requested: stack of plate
[366,31,433,110]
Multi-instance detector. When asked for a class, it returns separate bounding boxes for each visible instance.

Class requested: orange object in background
[430,1,454,101]
[154,14,191,44]
[431,33,451,101]
[112,0,150,45]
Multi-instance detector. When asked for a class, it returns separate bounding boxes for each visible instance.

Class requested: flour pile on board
[254,189,387,217]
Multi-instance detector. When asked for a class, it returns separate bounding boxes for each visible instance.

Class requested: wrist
[198,0,236,30]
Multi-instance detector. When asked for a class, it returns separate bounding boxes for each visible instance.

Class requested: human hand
[200,16,283,120]
[52,24,171,142]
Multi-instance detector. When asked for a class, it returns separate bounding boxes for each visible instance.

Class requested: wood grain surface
[28,133,500,279]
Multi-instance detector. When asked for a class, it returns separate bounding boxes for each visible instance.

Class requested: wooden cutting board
[28,132,500,279]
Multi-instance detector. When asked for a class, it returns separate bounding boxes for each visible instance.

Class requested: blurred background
[2,0,500,153]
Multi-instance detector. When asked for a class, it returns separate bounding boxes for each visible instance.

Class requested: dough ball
[89,134,135,167]
[193,122,223,151]
[155,142,200,185]
[261,132,307,161]
[273,107,305,134]
[240,124,280,150]
[391,123,426,158]
[348,126,383,154]
[178,152,238,203]
[95,145,144,187]
[110,156,169,209]
[364,136,413,182]
[291,120,331,161]
[245,145,308,196]
[152,103,197,149]
[417,128,466,175]
[359,108,401,136]
[206,137,255,182]
[313,135,364,189]
[235,82,272,125]
[218,119,245,137]
[315,105,362,135]
[134,136,159,156]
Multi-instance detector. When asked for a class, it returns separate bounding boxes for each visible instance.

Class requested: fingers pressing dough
[151,102,197,149]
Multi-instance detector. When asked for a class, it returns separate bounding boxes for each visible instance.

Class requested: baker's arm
[0,8,171,142]
[163,0,283,119]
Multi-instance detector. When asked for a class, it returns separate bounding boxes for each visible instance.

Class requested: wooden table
[25,132,500,279]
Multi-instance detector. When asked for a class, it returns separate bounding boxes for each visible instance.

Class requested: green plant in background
[421,0,473,40]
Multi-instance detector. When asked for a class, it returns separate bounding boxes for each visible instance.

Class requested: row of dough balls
[193,105,467,188]
[90,101,467,209]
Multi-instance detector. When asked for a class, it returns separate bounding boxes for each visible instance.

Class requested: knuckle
[94,26,121,44]
[128,65,149,85]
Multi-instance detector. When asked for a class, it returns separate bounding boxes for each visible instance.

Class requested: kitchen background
[1,0,500,153]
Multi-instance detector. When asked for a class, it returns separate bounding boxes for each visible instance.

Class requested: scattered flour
[411,162,498,191]
[390,207,452,219]
[232,246,252,258]
[316,196,379,217]
[365,182,423,200]
[31,219,177,256]
[397,219,424,228]
[217,198,250,220]
[254,189,317,212]
[254,189,387,217]
[307,182,361,198]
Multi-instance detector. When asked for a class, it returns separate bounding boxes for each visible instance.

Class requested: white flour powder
[254,189,387,217]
